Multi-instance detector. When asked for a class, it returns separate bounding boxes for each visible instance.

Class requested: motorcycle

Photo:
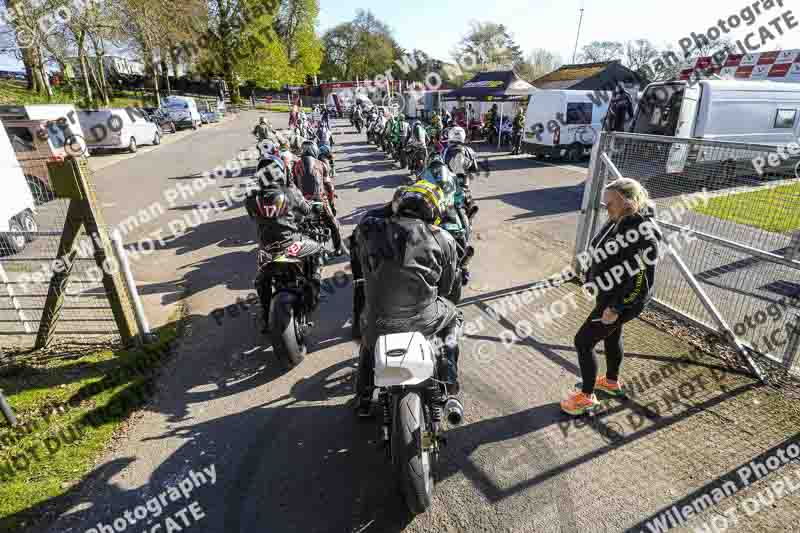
[354,116,363,134]
[496,118,514,147]
[355,331,464,515]
[258,213,330,369]
[395,141,408,168]
[407,145,427,177]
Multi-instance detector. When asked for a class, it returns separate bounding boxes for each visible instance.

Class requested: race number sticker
[287,242,302,256]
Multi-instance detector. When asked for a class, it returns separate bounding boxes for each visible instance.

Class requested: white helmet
[449,126,466,144]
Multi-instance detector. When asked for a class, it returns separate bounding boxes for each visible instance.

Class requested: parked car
[77,108,161,154]
[0,119,38,255]
[201,111,220,124]
[521,89,611,161]
[144,107,177,134]
[161,96,202,130]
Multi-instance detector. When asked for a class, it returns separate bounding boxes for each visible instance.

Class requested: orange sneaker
[595,375,625,397]
[560,390,598,416]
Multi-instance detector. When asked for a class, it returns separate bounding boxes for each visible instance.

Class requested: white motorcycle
[356,331,464,514]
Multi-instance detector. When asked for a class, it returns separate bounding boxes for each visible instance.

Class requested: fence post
[573,133,607,274]
[111,231,153,344]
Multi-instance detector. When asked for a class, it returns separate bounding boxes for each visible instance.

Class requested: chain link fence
[1,147,127,350]
[575,132,800,375]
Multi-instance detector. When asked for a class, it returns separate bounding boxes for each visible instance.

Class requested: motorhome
[77,108,161,153]
[0,119,38,254]
[161,96,202,130]
[521,90,611,161]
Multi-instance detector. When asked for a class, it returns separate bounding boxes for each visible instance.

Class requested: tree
[578,41,623,63]
[515,48,562,81]
[202,0,283,102]
[275,0,322,83]
[624,39,660,74]
[320,9,398,81]
[453,21,524,72]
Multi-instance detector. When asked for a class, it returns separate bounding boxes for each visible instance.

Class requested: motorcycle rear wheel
[269,299,306,369]
[393,391,434,515]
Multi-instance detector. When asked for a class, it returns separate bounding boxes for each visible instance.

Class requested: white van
[631,80,800,173]
[632,80,800,143]
[0,119,38,254]
[522,90,611,161]
[161,96,202,130]
[77,108,161,153]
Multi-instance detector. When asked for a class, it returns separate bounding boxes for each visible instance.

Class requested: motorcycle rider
[321,106,331,129]
[353,105,364,132]
[430,112,442,142]
[405,119,429,174]
[317,122,335,147]
[278,140,298,182]
[318,142,336,179]
[352,182,464,415]
[294,141,345,254]
[442,126,480,221]
[244,156,316,332]
[253,117,274,142]
[511,107,526,155]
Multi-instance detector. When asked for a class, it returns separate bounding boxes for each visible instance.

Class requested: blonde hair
[605,178,654,213]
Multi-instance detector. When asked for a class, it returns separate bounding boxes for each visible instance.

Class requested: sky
[3,0,800,72]
[318,0,800,68]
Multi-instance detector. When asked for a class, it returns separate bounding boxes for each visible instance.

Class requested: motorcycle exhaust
[444,397,464,426]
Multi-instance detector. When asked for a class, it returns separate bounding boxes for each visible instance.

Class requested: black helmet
[301,140,319,159]
[256,155,286,187]
[392,182,445,224]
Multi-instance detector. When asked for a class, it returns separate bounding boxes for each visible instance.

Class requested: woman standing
[561,178,663,415]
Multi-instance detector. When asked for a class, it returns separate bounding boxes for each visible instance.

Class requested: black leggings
[575,305,642,394]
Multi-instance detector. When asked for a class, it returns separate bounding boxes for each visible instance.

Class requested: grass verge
[254,103,312,113]
[693,182,800,233]
[0,323,179,532]
[1,80,156,108]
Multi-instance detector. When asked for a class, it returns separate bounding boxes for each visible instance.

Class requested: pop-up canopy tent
[444,70,536,147]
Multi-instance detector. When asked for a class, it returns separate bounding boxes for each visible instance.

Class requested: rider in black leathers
[244,156,316,331]
[294,141,345,254]
[351,184,464,415]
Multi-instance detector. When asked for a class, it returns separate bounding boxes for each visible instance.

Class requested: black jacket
[245,183,311,245]
[588,208,662,314]
[353,213,458,343]
[604,91,634,132]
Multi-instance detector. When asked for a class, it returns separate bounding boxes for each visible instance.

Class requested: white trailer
[521,90,611,162]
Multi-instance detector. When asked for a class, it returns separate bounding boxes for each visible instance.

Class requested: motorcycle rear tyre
[269,299,306,369]
[393,391,434,515]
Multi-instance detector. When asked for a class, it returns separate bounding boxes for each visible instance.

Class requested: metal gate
[1,147,140,350]
[575,132,800,378]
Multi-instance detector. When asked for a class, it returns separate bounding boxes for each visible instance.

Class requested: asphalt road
[40,112,800,533]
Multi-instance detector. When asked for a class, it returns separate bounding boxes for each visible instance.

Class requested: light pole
[572,3,586,64]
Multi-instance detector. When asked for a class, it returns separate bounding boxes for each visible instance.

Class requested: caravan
[0,119,38,254]
[521,90,611,161]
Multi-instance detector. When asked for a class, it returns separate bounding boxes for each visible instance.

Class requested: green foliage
[320,9,399,81]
